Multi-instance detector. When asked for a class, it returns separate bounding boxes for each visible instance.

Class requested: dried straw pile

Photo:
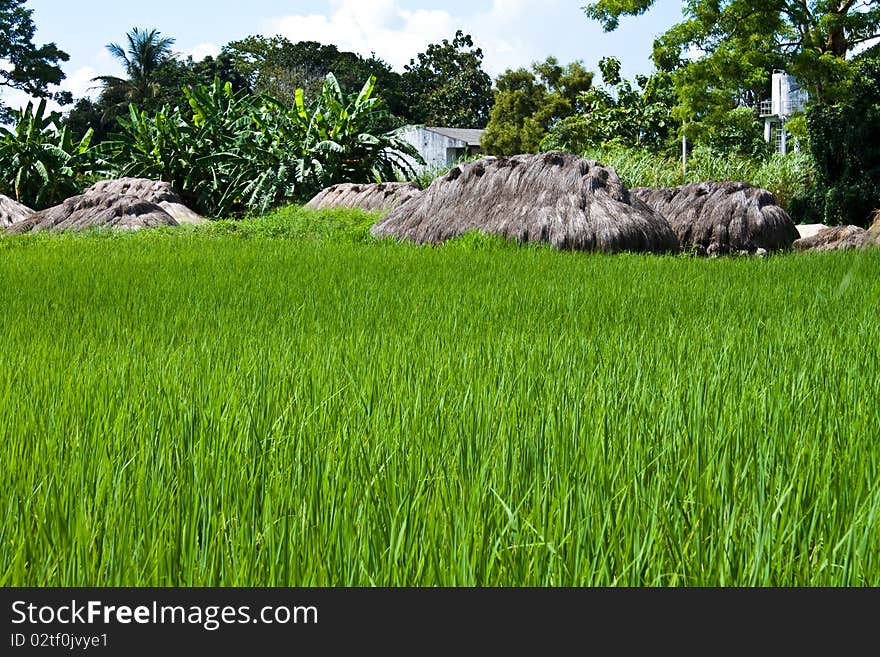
[371,152,679,254]
[793,225,867,252]
[631,182,799,256]
[0,195,33,228]
[8,178,205,234]
[84,178,207,225]
[306,182,422,213]
[868,210,880,244]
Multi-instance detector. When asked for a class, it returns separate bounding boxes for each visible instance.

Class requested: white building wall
[394,126,469,174]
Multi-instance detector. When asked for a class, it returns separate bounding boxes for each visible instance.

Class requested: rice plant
[1,213,878,586]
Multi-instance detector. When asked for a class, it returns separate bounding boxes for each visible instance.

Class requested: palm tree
[94,28,176,116]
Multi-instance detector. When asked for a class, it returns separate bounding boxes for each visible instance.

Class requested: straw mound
[868,210,880,244]
[85,178,207,225]
[8,178,206,233]
[371,152,679,254]
[793,225,867,252]
[631,182,799,256]
[306,182,422,213]
[0,195,33,228]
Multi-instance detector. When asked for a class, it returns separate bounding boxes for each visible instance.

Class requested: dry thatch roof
[9,196,177,234]
[793,225,867,252]
[868,210,880,244]
[7,178,206,234]
[306,182,422,214]
[631,182,799,256]
[84,178,207,225]
[371,152,679,254]
[1,195,33,228]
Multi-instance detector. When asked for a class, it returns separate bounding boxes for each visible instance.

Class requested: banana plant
[0,99,96,209]
[293,74,422,194]
[104,74,423,217]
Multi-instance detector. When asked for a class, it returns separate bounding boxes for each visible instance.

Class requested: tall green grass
[1,213,878,586]
[582,145,815,210]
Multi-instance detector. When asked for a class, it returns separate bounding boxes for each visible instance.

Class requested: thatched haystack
[370,152,679,254]
[793,225,867,252]
[9,196,177,234]
[7,178,206,234]
[868,210,880,244]
[631,182,799,256]
[84,178,207,225]
[1,195,33,228]
[306,182,422,213]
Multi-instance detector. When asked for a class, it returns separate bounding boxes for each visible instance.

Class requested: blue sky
[6,0,683,111]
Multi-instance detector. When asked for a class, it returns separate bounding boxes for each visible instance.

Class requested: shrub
[103,75,423,217]
[0,99,97,209]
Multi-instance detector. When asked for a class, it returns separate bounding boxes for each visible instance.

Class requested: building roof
[424,127,486,147]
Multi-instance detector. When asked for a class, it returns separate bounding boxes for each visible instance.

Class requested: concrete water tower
[760,70,808,155]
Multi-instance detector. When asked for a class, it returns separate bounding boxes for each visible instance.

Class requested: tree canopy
[481,57,593,155]
[93,28,176,109]
[402,30,493,128]
[543,58,676,155]
[794,53,880,226]
[585,0,880,106]
[0,0,70,122]
[221,36,405,121]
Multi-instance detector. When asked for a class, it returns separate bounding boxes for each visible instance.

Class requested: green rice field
[2,209,879,586]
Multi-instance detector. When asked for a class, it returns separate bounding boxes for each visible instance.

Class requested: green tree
[0,98,95,209]
[189,52,250,95]
[482,57,593,155]
[544,59,676,155]
[585,0,880,104]
[93,27,176,120]
[61,97,106,143]
[0,0,71,122]
[402,31,493,128]
[792,53,880,226]
[221,36,405,124]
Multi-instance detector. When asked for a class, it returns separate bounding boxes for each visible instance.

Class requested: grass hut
[631,182,799,256]
[371,152,679,254]
[8,178,205,234]
[306,182,422,214]
[793,225,867,252]
[0,195,33,228]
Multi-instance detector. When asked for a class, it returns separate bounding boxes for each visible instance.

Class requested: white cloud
[65,66,102,100]
[268,0,542,75]
[272,1,453,71]
[186,42,221,62]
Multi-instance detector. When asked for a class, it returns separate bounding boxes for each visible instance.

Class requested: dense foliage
[0,99,95,209]
[482,58,593,155]
[401,31,493,128]
[0,0,71,122]
[796,55,880,226]
[585,0,880,112]
[221,36,405,124]
[101,75,421,216]
[542,57,676,155]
